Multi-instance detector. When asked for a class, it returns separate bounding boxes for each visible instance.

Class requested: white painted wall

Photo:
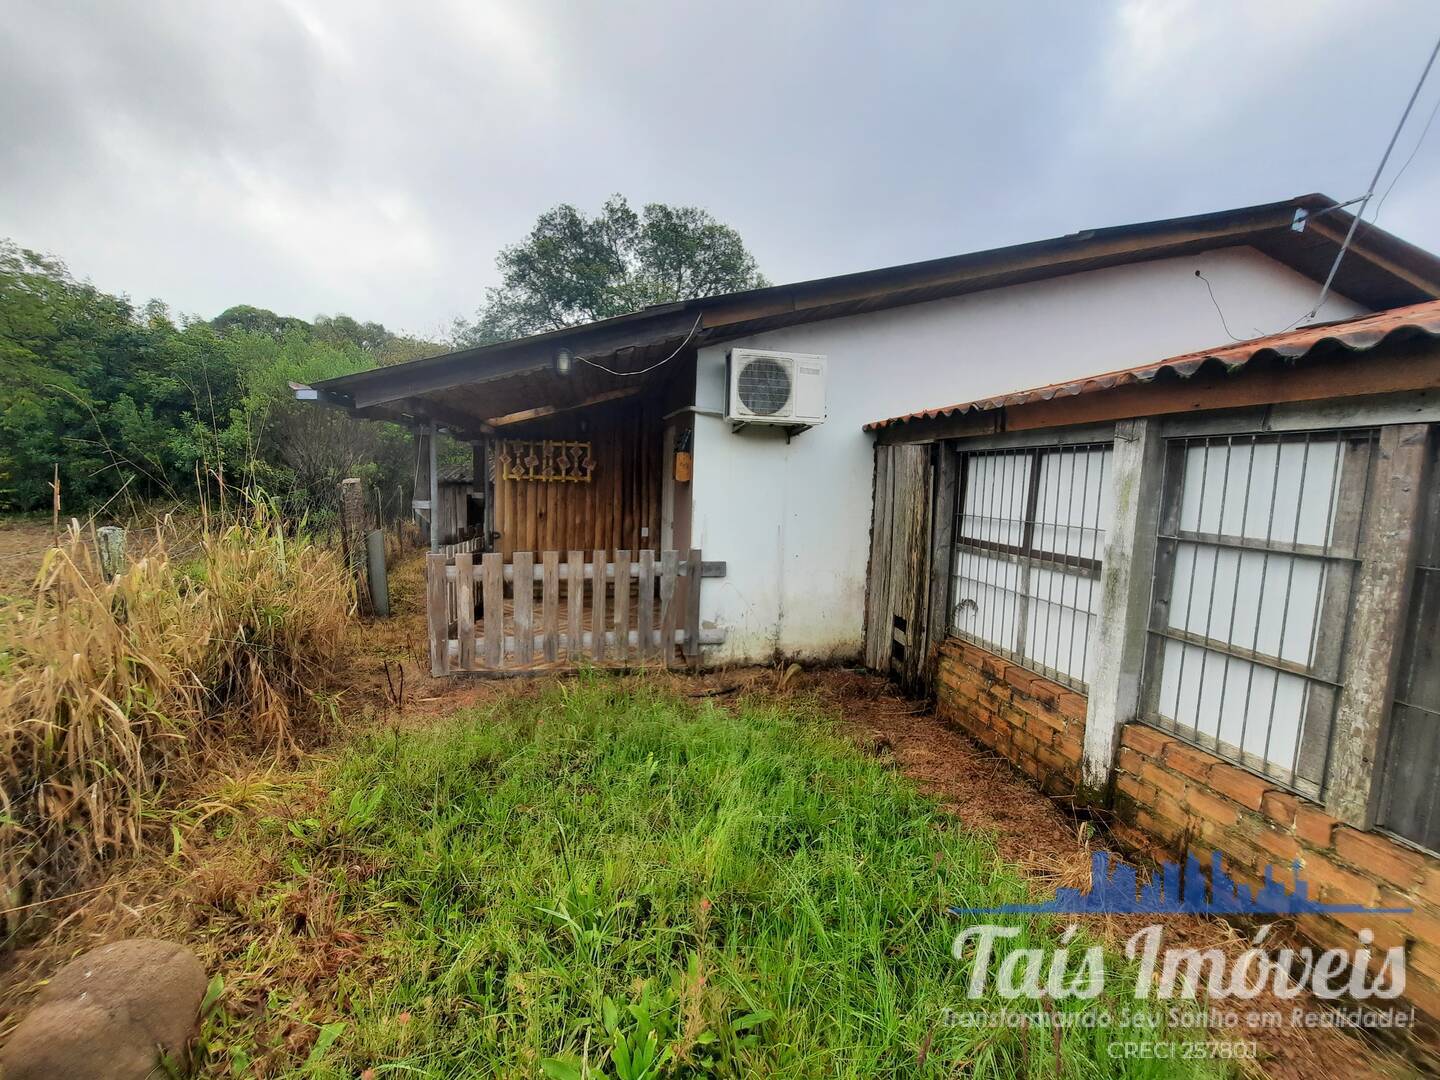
[690,246,1365,662]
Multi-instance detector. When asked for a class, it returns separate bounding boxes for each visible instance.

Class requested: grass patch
[206,677,1217,1078]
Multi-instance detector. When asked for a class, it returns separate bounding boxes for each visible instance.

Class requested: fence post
[366,530,390,617]
[1081,418,1164,799]
[338,477,370,612]
[96,526,126,581]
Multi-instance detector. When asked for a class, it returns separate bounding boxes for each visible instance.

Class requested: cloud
[1,0,1437,337]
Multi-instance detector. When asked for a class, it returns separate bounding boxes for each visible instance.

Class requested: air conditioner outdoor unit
[724,349,827,427]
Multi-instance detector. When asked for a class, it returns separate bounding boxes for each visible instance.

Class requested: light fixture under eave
[554,347,573,377]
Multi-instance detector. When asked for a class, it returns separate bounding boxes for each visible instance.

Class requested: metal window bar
[950,442,1114,692]
[1140,428,1378,799]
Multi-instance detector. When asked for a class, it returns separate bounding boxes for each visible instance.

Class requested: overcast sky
[3,1,1439,339]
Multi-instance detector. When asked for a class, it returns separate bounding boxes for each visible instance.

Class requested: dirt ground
[1,547,1433,1078]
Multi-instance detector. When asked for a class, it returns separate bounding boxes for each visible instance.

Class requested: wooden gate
[425,549,724,675]
[864,444,941,692]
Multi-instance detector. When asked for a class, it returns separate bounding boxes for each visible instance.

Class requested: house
[296,194,1440,669]
[863,299,1440,1017]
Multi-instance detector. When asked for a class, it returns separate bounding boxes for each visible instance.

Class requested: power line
[1309,32,1440,318]
[574,313,704,377]
[1373,85,1440,223]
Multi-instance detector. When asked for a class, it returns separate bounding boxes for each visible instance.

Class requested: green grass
[206,676,1219,1078]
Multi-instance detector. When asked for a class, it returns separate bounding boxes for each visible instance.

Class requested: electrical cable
[574,313,704,377]
[1308,32,1440,318]
[1195,271,1244,341]
[1373,85,1440,223]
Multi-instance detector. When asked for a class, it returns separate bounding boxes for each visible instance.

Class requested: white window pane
[960,453,1030,546]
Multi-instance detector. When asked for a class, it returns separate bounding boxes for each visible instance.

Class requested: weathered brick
[1205,764,1272,811]
[1330,909,1409,952]
[1162,742,1216,783]
[1252,825,1301,865]
[1116,773,1157,806]
[1260,789,1298,829]
[1301,852,1381,908]
[1055,727,1084,762]
[1015,697,1065,733]
[1139,760,1188,799]
[1417,867,1440,908]
[1120,723,1173,758]
[1333,827,1425,890]
[1293,804,1336,849]
[1179,785,1241,827]
[1056,691,1088,721]
[1136,807,1185,847]
[1022,676,1062,709]
[981,654,1010,680]
[1116,747,1145,777]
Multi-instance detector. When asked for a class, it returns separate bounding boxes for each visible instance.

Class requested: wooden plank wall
[862,443,935,692]
[491,399,663,558]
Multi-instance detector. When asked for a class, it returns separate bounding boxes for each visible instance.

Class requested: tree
[457,195,767,346]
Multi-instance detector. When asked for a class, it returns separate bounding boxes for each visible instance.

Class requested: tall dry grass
[0,504,352,936]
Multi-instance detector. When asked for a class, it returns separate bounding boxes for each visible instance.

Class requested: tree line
[0,195,766,516]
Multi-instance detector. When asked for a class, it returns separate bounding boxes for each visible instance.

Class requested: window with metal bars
[1141,429,1378,799]
[1377,435,1440,851]
[950,443,1115,691]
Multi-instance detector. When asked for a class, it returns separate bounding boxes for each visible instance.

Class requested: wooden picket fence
[425,548,724,675]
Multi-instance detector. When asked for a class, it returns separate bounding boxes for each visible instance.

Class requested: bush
[0,504,352,935]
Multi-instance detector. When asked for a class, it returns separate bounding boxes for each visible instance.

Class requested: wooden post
[924,448,958,690]
[483,553,504,667]
[567,550,585,660]
[613,550,631,663]
[513,552,534,665]
[455,552,476,671]
[592,548,608,662]
[1081,418,1164,797]
[684,548,703,664]
[542,551,560,662]
[638,550,656,658]
[426,553,449,676]
[1328,423,1431,827]
[96,526,127,582]
[659,550,679,667]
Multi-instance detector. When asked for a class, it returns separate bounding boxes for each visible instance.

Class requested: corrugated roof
[863,300,1440,432]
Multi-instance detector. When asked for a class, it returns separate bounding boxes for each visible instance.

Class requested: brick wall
[934,639,1088,796]
[934,636,1440,1019]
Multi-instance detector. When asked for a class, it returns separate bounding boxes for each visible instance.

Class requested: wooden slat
[613,549,631,663]
[638,550,656,658]
[684,547,703,664]
[426,553,450,676]
[567,550,585,659]
[592,548,608,661]
[483,552,504,667]
[659,549,679,668]
[455,552,475,671]
[513,551,534,665]
[542,550,560,662]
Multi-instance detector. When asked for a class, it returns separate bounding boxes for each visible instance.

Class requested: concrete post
[96,526,126,582]
[1081,418,1165,798]
[338,477,368,612]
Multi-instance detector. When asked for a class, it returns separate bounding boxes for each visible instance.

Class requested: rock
[0,938,208,1080]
